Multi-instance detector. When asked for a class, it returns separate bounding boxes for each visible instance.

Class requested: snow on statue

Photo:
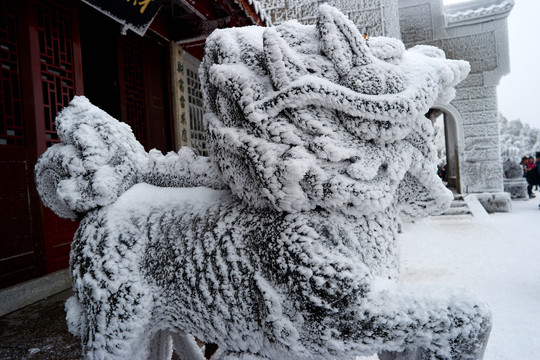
[35,5,491,360]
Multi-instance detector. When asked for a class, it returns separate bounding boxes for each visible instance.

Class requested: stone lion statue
[35,5,491,360]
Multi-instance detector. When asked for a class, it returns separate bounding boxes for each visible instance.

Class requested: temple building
[0,0,269,314]
[0,0,514,314]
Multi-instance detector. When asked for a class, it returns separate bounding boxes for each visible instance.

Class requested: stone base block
[503,178,528,199]
[474,192,512,213]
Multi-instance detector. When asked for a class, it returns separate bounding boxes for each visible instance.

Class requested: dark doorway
[143,39,173,153]
[117,34,174,153]
[427,108,461,193]
[78,3,122,120]
[79,2,174,154]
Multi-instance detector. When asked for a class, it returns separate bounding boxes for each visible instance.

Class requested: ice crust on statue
[35,5,491,360]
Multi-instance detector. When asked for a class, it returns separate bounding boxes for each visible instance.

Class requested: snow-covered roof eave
[176,0,272,50]
[444,0,514,28]
[235,0,273,27]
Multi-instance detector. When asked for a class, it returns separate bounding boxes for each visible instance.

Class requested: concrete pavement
[0,290,82,360]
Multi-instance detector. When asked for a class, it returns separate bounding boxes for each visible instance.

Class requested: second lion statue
[35,5,491,360]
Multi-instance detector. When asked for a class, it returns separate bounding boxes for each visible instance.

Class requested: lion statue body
[35,5,491,360]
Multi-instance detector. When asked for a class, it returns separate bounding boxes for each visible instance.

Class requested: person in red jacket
[526,155,540,197]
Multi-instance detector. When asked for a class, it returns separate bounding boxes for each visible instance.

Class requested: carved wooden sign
[81,0,164,35]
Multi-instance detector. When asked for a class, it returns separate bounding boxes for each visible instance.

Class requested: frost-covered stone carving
[501,148,528,199]
[503,159,523,179]
[35,5,491,360]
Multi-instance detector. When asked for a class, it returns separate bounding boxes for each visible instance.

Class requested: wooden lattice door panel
[143,39,173,153]
[0,0,83,289]
[36,0,79,147]
[34,0,82,273]
[0,1,24,148]
[0,161,40,288]
[0,0,43,289]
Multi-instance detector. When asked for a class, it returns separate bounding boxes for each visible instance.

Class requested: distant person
[521,156,529,176]
[437,163,447,182]
[534,154,540,191]
[537,153,540,208]
[525,154,540,198]
[536,153,540,190]
[528,156,538,191]
[527,156,536,171]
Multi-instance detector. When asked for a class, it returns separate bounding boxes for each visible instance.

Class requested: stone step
[441,206,472,216]
[435,197,474,218]
[431,194,490,220]
[450,201,468,208]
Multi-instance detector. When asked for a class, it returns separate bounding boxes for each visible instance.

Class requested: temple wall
[261,0,401,37]
[399,0,512,193]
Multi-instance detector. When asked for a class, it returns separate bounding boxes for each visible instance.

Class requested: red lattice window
[0,0,24,147]
[119,38,147,148]
[36,0,75,147]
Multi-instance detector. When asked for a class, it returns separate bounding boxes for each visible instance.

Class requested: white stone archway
[427,102,466,193]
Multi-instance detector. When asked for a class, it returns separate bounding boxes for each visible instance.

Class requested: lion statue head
[200,5,469,218]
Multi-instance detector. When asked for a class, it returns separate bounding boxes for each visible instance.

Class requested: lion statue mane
[35,5,491,360]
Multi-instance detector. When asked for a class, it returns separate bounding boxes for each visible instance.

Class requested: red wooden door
[0,0,46,289]
[0,0,82,289]
[118,36,149,149]
[118,35,173,153]
[31,0,83,273]
[143,39,173,152]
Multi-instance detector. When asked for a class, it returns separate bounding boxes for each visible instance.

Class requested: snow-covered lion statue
[35,5,491,360]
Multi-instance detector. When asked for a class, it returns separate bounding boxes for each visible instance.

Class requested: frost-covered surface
[259,0,400,38]
[399,199,540,360]
[243,0,273,26]
[502,158,522,179]
[499,114,540,160]
[201,5,468,220]
[34,5,492,360]
[499,115,538,199]
[502,157,528,199]
[444,0,514,26]
[34,96,226,220]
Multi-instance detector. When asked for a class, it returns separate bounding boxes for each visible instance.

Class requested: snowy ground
[3,198,537,360]
[396,198,540,360]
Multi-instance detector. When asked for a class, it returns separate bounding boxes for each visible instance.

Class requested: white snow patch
[399,199,540,360]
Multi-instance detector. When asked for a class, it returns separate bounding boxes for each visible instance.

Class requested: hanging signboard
[81,0,164,36]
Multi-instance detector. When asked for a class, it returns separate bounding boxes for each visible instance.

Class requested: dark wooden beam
[178,0,214,20]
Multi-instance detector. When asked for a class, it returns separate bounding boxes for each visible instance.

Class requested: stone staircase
[440,196,473,217]
[432,193,489,220]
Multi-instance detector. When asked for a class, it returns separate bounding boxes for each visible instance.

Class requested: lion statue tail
[35,96,227,220]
